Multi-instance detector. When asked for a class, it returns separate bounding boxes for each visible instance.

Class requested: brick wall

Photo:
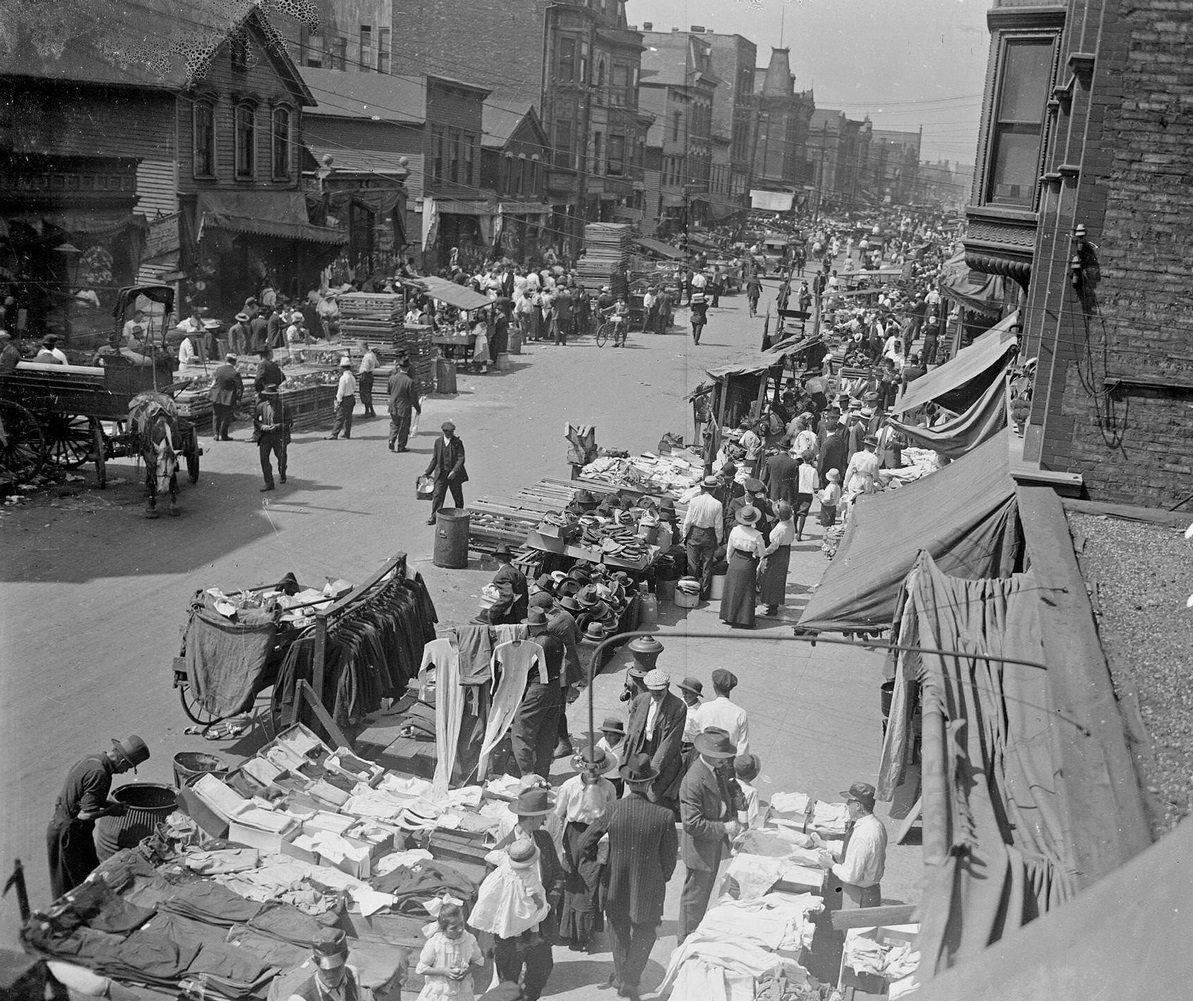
[1041,0,1193,507]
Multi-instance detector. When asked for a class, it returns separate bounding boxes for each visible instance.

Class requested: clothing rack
[311,551,408,703]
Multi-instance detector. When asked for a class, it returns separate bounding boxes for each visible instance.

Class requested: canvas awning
[891,311,1019,415]
[704,335,819,380]
[750,189,795,212]
[941,249,1006,315]
[912,817,1193,1000]
[196,191,346,245]
[634,237,687,260]
[795,432,1024,632]
[415,276,493,311]
[887,371,1008,459]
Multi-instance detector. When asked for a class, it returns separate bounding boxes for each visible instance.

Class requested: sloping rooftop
[481,98,536,149]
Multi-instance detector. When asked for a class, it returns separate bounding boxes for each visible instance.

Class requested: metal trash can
[95,783,178,860]
[435,358,457,394]
[173,751,227,788]
[433,508,470,569]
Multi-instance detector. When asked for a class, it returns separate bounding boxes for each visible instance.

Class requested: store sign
[145,213,180,259]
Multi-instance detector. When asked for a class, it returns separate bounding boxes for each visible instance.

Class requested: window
[307,33,324,67]
[986,36,1054,207]
[592,132,602,174]
[463,133,475,186]
[377,27,390,72]
[516,156,526,195]
[672,111,681,142]
[530,156,540,192]
[607,135,625,175]
[359,25,373,72]
[596,59,605,88]
[554,119,573,169]
[334,36,348,71]
[449,130,461,182]
[230,32,248,72]
[193,100,216,177]
[557,36,577,82]
[579,41,590,84]
[431,128,445,181]
[610,63,629,107]
[272,106,291,178]
[234,103,255,178]
[500,153,512,192]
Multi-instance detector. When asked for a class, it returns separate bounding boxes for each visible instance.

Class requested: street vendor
[487,546,528,625]
[815,781,887,908]
[47,736,150,898]
[287,929,364,1001]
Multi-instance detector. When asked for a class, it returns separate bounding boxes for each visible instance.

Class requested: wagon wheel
[42,413,94,469]
[179,680,225,726]
[0,400,47,484]
[93,419,109,490]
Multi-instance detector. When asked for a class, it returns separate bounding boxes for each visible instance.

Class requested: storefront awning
[891,310,1019,415]
[499,201,552,216]
[434,199,496,217]
[795,432,1024,632]
[888,372,1008,459]
[941,249,1007,315]
[3,208,146,240]
[197,191,346,245]
[634,237,687,261]
[414,275,493,311]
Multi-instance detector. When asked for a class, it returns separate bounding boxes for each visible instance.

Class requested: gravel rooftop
[1068,511,1193,837]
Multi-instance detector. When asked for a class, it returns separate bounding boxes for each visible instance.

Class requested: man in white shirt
[815,781,887,907]
[357,344,378,418]
[690,669,749,757]
[681,476,725,601]
[327,357,357,440]
[690,269,707,292]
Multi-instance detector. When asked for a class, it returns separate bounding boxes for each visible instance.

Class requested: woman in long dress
[759,502,796,617]
[720,506,766,628]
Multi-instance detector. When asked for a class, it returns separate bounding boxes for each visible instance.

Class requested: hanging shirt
[832,812,887,888]
[478,640,547,779]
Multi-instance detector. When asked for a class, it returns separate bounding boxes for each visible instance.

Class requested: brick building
[752,47,815,196]
[868,128,922,205]
[965,0,1193,507]
[480,100,552,261]
[807,109,872,212]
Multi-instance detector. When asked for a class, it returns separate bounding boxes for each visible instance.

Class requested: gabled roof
[481,98,543,150]
[301,68,428,124]
[0,0,312,104]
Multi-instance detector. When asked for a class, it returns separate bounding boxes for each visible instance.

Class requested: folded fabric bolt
[441,786,483,811]
[372,863,477,914]
[374,849,433,875]
[160,882,263,927]
[245,901,338,947]
[192,774,250,822]
[225,928,309,969]
[694,893,822,952]
[307,780,351,808]
[811,801,849,832]
[242,756,285,787]
[301,812,356,836]
[184,848,260,875]
[231,806,295,834]
[768,791,810,814]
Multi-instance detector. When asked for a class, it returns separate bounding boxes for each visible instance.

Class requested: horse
[129,392,180,518]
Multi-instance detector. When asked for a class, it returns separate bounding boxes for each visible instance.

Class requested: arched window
[193,99,216,178]
[596,59,605,88]
[234,102,256,178]
[272,106,291,178]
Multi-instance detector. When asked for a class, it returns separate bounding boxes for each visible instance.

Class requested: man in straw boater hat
[285,929,362,1001]
[47,736,151,898]
[677,727,741,943]
[581,752,677,1001]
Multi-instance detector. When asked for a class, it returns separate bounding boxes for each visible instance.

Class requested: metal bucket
[94,783,177,861]
[172,751,227,788]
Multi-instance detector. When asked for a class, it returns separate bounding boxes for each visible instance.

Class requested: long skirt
[719,548,759,628]
[558,820,604,948]
[758,544,791,607]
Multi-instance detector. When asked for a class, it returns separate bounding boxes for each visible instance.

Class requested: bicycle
[595,320,611,347]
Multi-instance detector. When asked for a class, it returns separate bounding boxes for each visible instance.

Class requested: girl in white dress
[415,903,484,1001]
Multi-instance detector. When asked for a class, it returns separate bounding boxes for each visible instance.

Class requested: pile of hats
[530,563,638,638]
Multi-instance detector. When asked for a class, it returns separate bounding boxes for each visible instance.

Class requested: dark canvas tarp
[880,554,1076,981]
[911,818,1193,1001]
[796,433,1024,632]
[183,606,277,718]
[888,371,1008,459]
[940,250,1006,316]
[891,310,1018,415]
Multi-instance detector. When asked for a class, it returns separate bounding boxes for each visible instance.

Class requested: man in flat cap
[424,420,468,525]
[47,736,150,897]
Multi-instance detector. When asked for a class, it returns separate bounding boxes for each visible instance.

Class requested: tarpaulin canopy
[750,189,796,212]
[796,433,1024,632]
[881,554,1076,982]
[634,237,688,260]
[887,372,1008,459]
[704,334,819,380]
[940,250,1006,316]
[911,815,1193,1001]
[416,276,494,311]
[891,310,1018,416]
[197,191,346,245]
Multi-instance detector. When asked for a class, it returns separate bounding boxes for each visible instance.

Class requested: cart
[0,284,201,488]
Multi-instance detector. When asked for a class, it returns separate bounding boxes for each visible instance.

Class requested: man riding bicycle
[601,298,630,347]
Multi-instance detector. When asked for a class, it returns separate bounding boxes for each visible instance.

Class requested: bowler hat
[111,735,150,768]
[583,622,606,641]
[510,787,555,816]
[840,781,877,810]
[711,668,738,691]
[693,728,737,758]
[312,928,349,970]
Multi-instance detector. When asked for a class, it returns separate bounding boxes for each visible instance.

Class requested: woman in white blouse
[759,501,797,617]
[720,505,766,629]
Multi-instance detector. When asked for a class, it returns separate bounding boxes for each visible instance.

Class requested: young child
[734,753,763,829]
[595,717,626,797]
[416,902,484,1001]
[818,469,841,527]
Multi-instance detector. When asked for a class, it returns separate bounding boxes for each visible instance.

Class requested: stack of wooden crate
[578,223,633,299]
[339,293,436,389]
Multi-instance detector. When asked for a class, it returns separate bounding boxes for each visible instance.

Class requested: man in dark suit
[584,753,677,1001]
[207,353,244,441]
[248,306,270,354]
[512,609,565,779]
[386,359,421,452]
[253,347,286,395]
[488,546,528,625]
[678,728,740,943]
[818,420,850,485]
[624,669,687,811]
[424,420,468,524]
[762,446,799,505]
